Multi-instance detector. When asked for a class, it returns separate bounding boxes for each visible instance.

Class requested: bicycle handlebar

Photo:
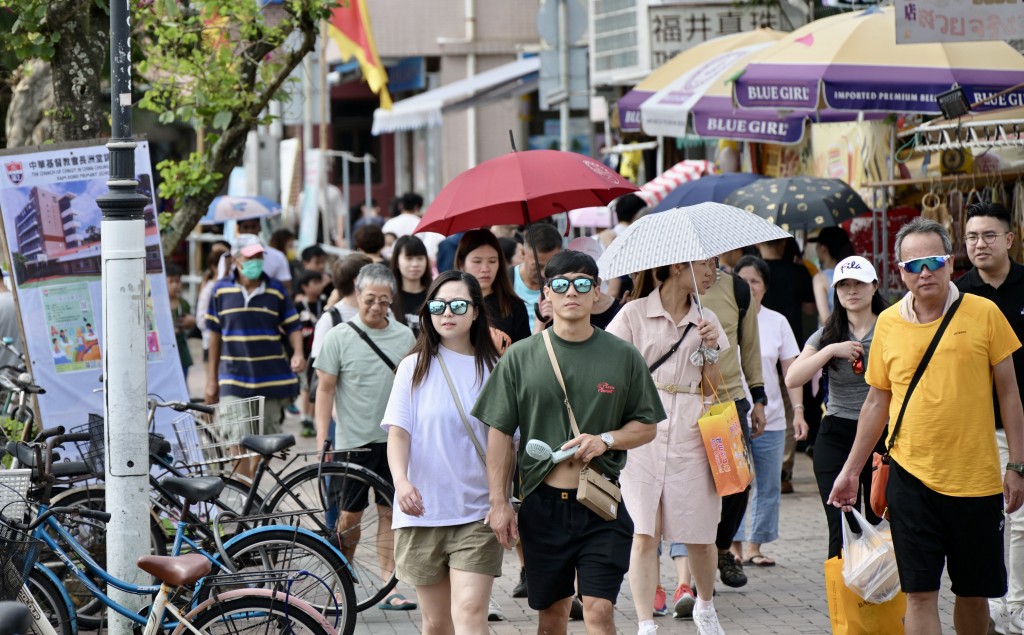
[34,426,65,442]
[150,398,215,416]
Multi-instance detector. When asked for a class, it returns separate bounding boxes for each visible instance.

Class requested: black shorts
[330,442,394,513]
[888,460,1006,597]
[518,483,633,610]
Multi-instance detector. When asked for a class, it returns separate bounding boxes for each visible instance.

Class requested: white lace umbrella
[596,201,791,366]
[597,201,791,279]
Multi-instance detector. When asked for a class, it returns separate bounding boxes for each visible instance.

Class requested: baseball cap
[832,255,877,287]
[232,233,265,258]
[567,236,603,262]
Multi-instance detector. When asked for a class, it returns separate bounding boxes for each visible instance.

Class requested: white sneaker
[1008,605,1024,635]
[693,604,726,635]
[992,602,1008,635]
[487,596,505,622]
[637,621,658,635]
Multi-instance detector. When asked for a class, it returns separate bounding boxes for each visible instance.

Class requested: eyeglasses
[898,255,951,274]
[427,299,473,315]
[965,231,1007,245]
[548,277,595,294]
[361,296,391,308]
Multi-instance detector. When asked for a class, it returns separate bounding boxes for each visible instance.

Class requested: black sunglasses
[548,277,595,294]
[427,299,473,315]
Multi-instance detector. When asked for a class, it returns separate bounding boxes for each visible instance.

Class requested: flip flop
[744,554,776,567]
[378,593,418,611]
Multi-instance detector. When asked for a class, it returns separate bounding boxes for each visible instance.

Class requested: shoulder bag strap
[648,323,696,374]
[542,330,582,438]
[347,323,397,373]
[886,296,963,455]
[436,353,487,466]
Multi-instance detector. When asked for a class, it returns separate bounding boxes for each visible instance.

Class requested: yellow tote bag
[697,400,754,496]
[825,557,906,635]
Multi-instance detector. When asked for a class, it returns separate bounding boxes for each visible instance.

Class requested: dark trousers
[812,414,885,558]
[716,398,752,551]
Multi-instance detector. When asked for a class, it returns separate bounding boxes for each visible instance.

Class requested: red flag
[327,0,392,109]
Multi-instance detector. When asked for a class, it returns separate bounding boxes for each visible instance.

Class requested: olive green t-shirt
[471,327,666,499]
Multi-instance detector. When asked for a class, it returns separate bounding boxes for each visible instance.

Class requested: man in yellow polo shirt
[829,217,1024,635]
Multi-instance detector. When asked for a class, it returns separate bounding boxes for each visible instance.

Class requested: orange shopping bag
[697,400,753,496]
[825,557,906,634]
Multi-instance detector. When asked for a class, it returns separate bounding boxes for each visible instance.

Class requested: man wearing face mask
[205,234,306,447]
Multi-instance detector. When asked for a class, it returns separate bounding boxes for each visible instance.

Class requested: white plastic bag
[841,508,901,604]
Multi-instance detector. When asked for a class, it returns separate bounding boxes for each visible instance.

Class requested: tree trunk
[5,60,54,148]
[48,3,108,141]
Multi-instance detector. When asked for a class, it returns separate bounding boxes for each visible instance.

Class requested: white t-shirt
[756,307,800,432]
[381,213,444,261]
[381,347,491,528]
[310,303,359,359]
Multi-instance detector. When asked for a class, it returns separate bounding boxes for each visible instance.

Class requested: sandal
[744,554,776,567]
[378,593,418,611]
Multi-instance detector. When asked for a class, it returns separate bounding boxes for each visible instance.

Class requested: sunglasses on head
[427,299,472,315]
[548,277,594,294]
[898,255,951,274]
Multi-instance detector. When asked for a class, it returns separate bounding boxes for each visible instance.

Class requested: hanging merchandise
[920,191,954,241]
[948,186,967,268]
[1013,181,1024,263]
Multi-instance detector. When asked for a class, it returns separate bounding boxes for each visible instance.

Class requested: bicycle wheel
[203,529,356,635]
[45,485,168,630]
[26,566,74,635]
[262,462,396,611]
[177,592,336,635]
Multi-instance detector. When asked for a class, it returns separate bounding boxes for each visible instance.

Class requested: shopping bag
[825,556,906,634]
[841,508,901,604]
[697,400,754,496]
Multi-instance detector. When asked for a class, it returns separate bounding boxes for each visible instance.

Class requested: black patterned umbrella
[723,176,870,231]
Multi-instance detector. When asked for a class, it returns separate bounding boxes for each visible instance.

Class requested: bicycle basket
[0,469,31,523]
[171,396,264,471]
[0,520,42,601]
[70,413,106,474]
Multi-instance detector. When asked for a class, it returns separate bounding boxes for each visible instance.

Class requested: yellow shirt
[866,294,1020,497]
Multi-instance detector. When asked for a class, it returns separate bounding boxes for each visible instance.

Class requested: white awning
[372,57,540,135]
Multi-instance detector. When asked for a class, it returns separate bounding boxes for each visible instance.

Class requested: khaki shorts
[394,520,503,586]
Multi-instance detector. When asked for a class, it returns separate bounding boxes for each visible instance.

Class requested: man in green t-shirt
[473,250,665,633]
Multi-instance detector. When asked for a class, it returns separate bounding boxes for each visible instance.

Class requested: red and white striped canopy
[637,160,716,206]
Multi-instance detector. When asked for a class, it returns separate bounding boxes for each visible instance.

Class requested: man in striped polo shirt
[205,234,306,457]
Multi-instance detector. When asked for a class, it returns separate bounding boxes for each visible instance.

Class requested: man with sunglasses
[829,217,1024,635]
[473,250,665,635]
[955,202,1024,634]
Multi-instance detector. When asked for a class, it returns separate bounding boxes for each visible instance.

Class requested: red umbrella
[414,150,639,235]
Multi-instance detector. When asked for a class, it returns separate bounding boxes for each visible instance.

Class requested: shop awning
[372,57,540,135]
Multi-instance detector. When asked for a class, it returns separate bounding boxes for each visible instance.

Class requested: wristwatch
[1008,462,1024,476]
[600,432,615,451]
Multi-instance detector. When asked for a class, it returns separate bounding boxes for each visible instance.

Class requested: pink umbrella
[568,207,613,229]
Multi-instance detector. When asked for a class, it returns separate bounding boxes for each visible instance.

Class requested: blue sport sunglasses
[898,255,950,274]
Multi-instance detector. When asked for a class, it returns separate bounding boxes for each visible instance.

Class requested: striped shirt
[205,273,300,399]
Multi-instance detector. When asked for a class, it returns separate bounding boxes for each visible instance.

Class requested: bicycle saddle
[136,553,211,587]
[160,476,225,503]
[239,433,295,457]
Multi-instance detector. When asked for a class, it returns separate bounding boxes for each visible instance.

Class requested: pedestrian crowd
[178,193,1024,635]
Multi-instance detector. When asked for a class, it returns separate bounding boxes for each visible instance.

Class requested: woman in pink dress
[607,257,728,635]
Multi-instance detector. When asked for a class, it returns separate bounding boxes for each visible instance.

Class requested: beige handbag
[541,331,621,521]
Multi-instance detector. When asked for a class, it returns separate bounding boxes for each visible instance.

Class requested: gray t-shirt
[806,325,874,421]
[313,316,415,448]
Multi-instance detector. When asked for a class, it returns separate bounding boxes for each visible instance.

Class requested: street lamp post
[95,0,152,631]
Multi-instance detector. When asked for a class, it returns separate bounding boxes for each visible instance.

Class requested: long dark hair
[631,265,673,300]
[456,229,517,318]
[409,270,499,388]
[819,283,888,370]
[390,235,433,290]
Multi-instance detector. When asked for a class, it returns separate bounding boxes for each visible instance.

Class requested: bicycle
[5,429,358,635]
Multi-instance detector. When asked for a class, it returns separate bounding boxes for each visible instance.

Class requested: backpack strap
[347,323,398,373]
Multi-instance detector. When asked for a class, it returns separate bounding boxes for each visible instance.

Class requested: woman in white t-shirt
[382,270,503,633]
[733,256,808,568]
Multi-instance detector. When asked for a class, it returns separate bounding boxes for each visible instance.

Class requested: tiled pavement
[186,344,958,634]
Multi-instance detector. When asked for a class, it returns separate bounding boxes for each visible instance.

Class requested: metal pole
[364,156,372,218]
[342,156,350,232]
[96,0,152,632]
[558,0,569,152]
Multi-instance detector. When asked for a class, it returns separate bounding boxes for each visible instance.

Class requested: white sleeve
[264,249,292,282]
[381,355,417,433]
[779,315,801,361]
[311,312,334,359]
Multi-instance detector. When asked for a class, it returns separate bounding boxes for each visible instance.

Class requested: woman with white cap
[784,255,890,559]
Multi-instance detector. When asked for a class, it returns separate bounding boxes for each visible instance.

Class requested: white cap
[832,256,877,287]
[567,236,603,261]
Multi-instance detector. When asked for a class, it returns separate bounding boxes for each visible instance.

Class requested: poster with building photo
[0,140,187,437]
